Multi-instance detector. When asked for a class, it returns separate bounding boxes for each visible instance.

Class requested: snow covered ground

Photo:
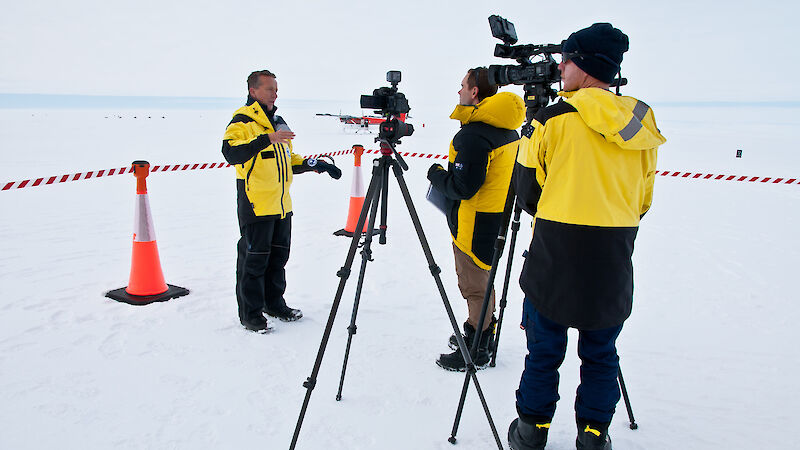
[1,100,798,449]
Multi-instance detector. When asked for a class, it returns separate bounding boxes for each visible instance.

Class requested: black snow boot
[264,304,303,322]
[449,315,496,355]
[508,417,550,450]
[576,418,612,450]
[436,322,491,372]
[240,314,272,332]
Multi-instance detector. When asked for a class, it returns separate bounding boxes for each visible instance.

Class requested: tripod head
[376,132,410,172]
[375,113,413,171]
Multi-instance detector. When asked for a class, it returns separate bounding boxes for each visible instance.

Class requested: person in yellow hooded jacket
[507,25,666,450]
[427,67,525,371]
[221,70,341,332]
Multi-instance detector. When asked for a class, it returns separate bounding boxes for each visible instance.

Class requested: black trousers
[236,217,291,321]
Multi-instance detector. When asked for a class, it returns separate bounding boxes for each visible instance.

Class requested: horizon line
[2,93,799,109]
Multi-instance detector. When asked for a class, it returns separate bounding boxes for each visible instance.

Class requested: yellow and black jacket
[514,87,666,329]
[429,91,525,269]
[222,97,313,227]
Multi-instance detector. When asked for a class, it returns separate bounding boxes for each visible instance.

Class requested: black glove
[314,160,342,179]
[427,163,444,181]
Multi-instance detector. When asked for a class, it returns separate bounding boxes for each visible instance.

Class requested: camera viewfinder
[386,71,401,83]
[489,15,517,45]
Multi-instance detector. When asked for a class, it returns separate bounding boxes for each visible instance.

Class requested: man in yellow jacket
[427,67,524,371]
[507,25,666,450]
[222,70,341,332]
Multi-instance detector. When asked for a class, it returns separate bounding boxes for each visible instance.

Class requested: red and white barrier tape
[3,153,798,191]
[654,170,798,184]
[305,148,448,160]
[2,162,231,191]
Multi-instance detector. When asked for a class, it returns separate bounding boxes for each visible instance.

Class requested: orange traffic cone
[334,145,373,237]
[106,161,189,305]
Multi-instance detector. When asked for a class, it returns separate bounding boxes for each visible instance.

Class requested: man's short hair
[467,67,498,102]
[247,70,277,90]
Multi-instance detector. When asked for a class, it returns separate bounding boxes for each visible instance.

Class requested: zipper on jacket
[278,143,287,216]
[245,157,257,190]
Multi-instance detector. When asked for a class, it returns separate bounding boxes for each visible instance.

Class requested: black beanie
[562,23,629,84]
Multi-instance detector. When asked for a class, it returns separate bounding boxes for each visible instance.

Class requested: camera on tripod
[360,70,410,116]
[486,15,563,113]
[360,70,414,143]
[487,15,627,118]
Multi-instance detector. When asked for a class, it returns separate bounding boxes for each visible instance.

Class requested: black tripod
[290,140,504,449]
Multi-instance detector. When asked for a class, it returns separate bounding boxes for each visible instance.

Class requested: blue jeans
[515,298,623,424]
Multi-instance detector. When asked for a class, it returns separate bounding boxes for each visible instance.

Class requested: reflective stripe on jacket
[221,100,305,222]
[514,87,666,329]
[429,91,525,269]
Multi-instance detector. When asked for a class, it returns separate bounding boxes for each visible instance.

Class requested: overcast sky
[1,0,795,106]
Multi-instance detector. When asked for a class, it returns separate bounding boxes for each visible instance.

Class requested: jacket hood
[232,98,276,129]
[450,91,525,130]
[559,88,666,150]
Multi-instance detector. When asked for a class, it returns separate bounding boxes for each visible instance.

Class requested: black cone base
[105,284,189,305]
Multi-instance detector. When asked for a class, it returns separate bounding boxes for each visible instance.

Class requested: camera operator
[507,24,666,450]
[221,69,342,332]
[427,67,524,371]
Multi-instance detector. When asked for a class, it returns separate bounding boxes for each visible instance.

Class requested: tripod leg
[379,160,389,244]
[618,366,638,430]
[490,203,522,367]
[450,245,503,443]
[336,173,383,401]
[388,162,503,449]
[290,159,384,450]
[447,183,517,444]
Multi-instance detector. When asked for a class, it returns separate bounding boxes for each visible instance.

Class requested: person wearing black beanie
[560,23,629,86]
[508,24,666,450]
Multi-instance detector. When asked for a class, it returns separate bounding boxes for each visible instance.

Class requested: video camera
[360,70,411,117]
[487,15,627,121]
[486,15,563,117]
[360,70,414,144]
[487,15,562,88]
